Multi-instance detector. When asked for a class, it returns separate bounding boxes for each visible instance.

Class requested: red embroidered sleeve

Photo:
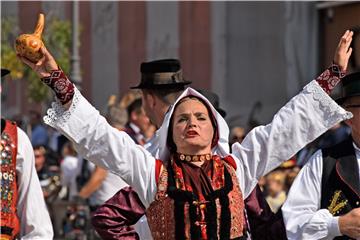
[223,155,237,170]
[316,64,346,94]
[155,159,163,185]
[41,69,75,104]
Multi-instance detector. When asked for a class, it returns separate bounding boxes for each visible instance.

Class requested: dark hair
[33,145,61,166]
[166,96,219,153]
[127,98,143,117]
[33,145,47,155]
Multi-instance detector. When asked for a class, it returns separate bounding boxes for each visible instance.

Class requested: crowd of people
[1,29,359,240]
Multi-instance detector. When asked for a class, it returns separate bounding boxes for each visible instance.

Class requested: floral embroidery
[316,64,346,94]
[41,69,75,104]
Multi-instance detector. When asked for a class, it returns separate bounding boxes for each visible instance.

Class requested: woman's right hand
[17,46,58,78]
[333,30,353,72]
[18,45,75,106]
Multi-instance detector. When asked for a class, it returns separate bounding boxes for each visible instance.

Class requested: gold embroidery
[328,190,348,215]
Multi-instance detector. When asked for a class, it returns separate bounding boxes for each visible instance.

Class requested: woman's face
[172,98,214,155]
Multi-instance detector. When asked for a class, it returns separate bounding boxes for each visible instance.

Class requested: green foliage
[1,17,24,79]
[1,16,73,103]
[43,18,72,74]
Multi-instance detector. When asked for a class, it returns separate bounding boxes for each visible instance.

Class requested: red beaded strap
[41,69,75,104]
[316,64,346,94]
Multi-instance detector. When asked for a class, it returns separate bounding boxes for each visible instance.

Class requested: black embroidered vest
[320,136,360,240]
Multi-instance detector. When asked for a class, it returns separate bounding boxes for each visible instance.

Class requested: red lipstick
[186,130,199,137]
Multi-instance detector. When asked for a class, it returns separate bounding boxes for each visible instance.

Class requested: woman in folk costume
[18,30,353,239]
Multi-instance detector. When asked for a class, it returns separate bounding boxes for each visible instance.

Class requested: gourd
[15,13,45,63]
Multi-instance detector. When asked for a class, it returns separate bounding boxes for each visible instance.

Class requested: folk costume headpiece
[155,87,230,163]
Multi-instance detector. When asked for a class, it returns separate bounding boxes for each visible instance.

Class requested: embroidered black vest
[320,136,360,240]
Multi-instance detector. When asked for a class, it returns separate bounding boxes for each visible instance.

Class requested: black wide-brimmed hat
[336,72,360,104]
[131,59,191,89]
[197,89,227,118]
[1,69,10,78]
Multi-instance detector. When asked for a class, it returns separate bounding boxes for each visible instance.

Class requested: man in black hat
[1,69,53,239]
[132,59,191,128]
[282,72,360,240]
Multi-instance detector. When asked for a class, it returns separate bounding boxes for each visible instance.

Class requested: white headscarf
[154,87,230,162]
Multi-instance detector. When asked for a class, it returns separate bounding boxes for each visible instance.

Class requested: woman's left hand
[333,30,353,72]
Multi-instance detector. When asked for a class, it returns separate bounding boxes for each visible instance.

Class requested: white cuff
[44,87,82,128]
[327,216,342,237]
[303,80,353,125]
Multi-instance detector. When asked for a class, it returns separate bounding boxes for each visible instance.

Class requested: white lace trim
[44,87,81,128]
[303,81,353,124]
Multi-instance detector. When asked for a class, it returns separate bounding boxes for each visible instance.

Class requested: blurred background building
[1,1,360,128]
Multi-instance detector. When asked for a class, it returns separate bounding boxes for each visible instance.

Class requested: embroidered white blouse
[43,80,351,210]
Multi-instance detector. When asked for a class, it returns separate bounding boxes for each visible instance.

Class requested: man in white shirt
[282,71,360,240]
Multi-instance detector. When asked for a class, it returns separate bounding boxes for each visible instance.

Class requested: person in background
[143,124,157,142]
[34,145,47,173]
[265,171,287,213]
[60,141,82,201]
[29,110,49,147]
[106,94,129,131]
[33,145,61,200]
[284,166,300,193]
[229,126,246,146]
[124,98,152,145]
[275,157,300,193]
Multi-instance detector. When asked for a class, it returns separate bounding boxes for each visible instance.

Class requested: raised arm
[231,30,354,198]
[18,47,157,207]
